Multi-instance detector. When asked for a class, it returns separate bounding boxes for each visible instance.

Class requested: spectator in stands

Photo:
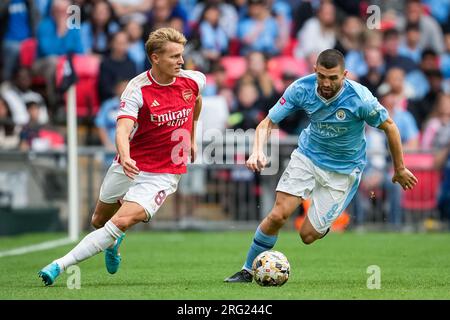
[383,91,420,151]
[125,20,146,74]
[0,66,48,126]
[352,125,387,228]
[291,0,315,37]
[98,31,136,102]
[147,0,172,31]
[236,51,276,102]
[378,67,415,109]
[0,0,40,81]
[398,22,423,64]
[402,0,445,54]
[422,0,450,32]
[109,0,153,24]
[345,29,383,78]
[433,121,450,228]
[409,68,445,129]
[19,100,64,151]
[383,28,417,75]
[237,0,280,56]
[382,91,419,228]
[18,101,42,151]
[198,4,229,73]
[95,80,128,167]
[0,95,19,150]
[229,82,265,130]
[191,0,238,40]
[405,48,440,102]
[146,0,187,34]
[81,0,120,55]
[295,0,337,59]
[421,94,450,150]
[34,0,84,113]
[203,64,228,97]
[353,90,420,229]
[359,46,385,97]
[334,15,364,56]
[270,0,291,55]
[35,0,51,17]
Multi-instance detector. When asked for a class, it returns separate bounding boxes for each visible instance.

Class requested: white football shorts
[276,150,362,234]
[99,162,181,222]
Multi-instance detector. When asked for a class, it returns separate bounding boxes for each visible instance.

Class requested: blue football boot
[38,262,61,286]
[105,234,125,274]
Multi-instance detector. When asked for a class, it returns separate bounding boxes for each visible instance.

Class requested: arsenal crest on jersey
[182,89,193,103]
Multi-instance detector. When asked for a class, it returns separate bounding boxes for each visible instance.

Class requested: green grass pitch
[0,231,449,299]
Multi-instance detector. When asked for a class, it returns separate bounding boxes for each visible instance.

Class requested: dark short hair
[25,101,39,109]
[421,48,437,59]
[316,49,345,69]
[406,22,420,32]
[383,28,400,40]
[424,69,443,78]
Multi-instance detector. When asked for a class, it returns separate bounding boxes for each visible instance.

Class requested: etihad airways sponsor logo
[150,108,192,127]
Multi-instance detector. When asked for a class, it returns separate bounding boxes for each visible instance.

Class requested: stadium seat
[220,56,247,87]
[401,153,441,211]
[281,38,298,56]
[227,38,241,56]
[267,56,308,80]
[19,38,37,68]
[19,38,46,86]
[56,54,101,118]
[267,56,308,91]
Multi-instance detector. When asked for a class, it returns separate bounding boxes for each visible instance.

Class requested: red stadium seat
[267,56,308,80]
[227,38,241,56]
[401,153,441,211]
[220,56,247,87]
[19,38,46,85]
[281,38,298,56]
[56,54,101,118]
[267,56,308,91]
[19,38,37,68]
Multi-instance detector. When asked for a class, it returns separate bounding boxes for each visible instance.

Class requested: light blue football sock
[242,227,278,271]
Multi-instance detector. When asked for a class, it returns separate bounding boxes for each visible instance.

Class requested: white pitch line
[0,237,75,258]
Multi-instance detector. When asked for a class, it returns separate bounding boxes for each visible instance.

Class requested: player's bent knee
[267,210,288,227]
[299,232,316,245]
[91,215,106,229]
[111,215,142,232]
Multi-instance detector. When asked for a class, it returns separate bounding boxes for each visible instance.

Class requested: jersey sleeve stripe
[117,115,137,122]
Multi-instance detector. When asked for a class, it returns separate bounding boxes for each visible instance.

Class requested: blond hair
[145,27,187,62]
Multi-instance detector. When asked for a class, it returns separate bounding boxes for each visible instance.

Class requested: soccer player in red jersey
[38,28,206,286]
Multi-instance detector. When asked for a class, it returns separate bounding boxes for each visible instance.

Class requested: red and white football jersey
[116,69,206,174]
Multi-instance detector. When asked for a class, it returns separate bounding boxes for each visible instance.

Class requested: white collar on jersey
[148,69,176,86]
[314,81,346,105]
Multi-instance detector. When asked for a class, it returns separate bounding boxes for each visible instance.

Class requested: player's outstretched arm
[378,118,418,191]
[246,117,276,172]
[116,118,140,179]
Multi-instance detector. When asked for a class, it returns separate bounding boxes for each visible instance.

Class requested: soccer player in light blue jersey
[224,49,418,283]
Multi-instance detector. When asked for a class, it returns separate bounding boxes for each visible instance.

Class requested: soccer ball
[252,250,290,287]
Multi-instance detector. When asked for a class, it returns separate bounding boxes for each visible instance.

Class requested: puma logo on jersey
[151,99,160,107]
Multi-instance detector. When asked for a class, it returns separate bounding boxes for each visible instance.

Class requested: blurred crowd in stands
[0,0,449,228]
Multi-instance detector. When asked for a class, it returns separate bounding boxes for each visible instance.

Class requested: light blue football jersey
[268,74,389,174]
